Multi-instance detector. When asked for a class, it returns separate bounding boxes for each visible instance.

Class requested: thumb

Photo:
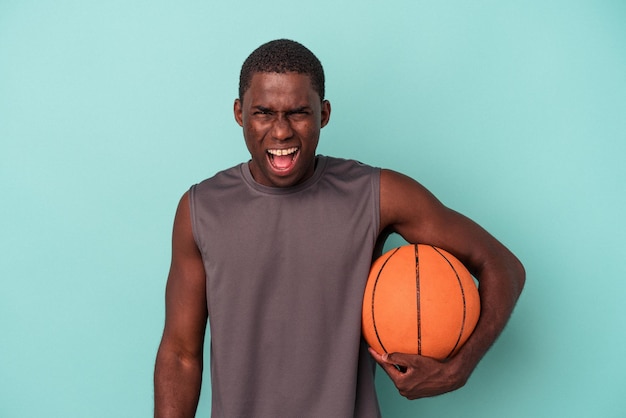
[383,352,411,367]
[382,352,410,373]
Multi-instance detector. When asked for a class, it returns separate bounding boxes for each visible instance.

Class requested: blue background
[1,1,625,417]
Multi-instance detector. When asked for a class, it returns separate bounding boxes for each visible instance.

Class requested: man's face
[234,72,331,188]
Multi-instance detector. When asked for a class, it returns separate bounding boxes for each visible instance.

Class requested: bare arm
[371,169,525,399]
[154,192,208,417]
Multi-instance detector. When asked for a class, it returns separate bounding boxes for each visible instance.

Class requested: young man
[154,39,525,418]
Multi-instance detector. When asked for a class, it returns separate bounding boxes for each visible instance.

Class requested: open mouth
[267,147,299,171]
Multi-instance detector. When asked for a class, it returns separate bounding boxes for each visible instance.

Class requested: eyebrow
[288,106,311,114]
[254,106,273,113]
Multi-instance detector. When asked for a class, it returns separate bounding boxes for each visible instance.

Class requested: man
[154,39,525,417]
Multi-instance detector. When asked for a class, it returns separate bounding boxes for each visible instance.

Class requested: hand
[368,348,470,400]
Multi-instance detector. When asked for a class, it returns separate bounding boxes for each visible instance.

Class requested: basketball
[362,244,480,360]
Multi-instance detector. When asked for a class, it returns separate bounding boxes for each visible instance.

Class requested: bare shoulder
[379,168,449,237]
[169,190,205,300]
[379,169,496,265]
[172,192,195,249]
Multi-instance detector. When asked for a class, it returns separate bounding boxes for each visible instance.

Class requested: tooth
[268,148,297,156]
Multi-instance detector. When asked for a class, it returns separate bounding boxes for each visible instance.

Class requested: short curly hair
[239,39,325,102]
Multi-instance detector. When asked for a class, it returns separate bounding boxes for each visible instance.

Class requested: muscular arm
[154,192,208,417]
[371,169,525,399]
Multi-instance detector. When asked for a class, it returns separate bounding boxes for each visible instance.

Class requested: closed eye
[253,106,273,115]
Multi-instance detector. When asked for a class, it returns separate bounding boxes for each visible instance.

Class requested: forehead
[244,72,319,105]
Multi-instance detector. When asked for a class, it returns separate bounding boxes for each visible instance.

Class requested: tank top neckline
[240,155,329,195]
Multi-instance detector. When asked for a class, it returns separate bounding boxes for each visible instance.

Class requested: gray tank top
[190,156,381,417]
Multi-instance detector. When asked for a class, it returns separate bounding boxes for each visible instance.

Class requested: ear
[320,100,331,128]
[234,98,244,127]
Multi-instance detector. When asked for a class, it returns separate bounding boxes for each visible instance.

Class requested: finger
[378,358,406,380]
[368,349,401,368]
[383,352,411,368]
[367,347,385,362]
[368,349,410,377]
[368,348,403,366]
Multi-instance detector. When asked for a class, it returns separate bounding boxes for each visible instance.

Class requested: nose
[271,115,293,141]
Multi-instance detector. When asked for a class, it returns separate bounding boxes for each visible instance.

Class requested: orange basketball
[362,244,480,360]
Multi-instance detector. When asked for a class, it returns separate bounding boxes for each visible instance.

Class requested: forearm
[154,345,203,418]
[452,251,525,376]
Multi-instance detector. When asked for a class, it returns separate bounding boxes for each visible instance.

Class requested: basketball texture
[362,244,480,360]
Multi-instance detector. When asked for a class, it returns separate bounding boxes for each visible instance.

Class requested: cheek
[296,121,320,139]
[243,127,263,152]
[243,123,265,143]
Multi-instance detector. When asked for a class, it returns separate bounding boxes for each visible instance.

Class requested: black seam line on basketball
[432,246,467,359]
[414,244,422,356]
[371,247,401,355]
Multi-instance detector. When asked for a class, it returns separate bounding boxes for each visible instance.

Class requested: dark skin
[374,170,525,399]
[234,72,331,188]
[154,193,206,418]
[154,72,525,417]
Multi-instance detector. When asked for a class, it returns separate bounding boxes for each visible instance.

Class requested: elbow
[512,255,526,300]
